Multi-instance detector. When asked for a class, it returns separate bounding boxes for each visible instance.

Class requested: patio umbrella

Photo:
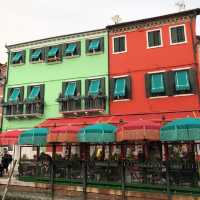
[160,117,200,141]
[116,119,161,142]
[78,123,117,143]
[47,125,82,143]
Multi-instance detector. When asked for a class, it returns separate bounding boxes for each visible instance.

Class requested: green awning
[9,88,20,102]
[48,47,59,57]
[160,118,200,141]
[88,79,100,96]
[18,128,48,146]
[12,52,22,63]
[151,73,165,93]
[28,86,40,100]
[31,49,42,60]
[114,78,126,97]
[65,43,76,54]
[89,39,100,51]
[78,123,116,143]
[175,70,190,91]
[64,82,76,97]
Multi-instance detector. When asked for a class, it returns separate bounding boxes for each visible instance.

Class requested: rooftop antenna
[111,15,122,24]
[175,0,186,11]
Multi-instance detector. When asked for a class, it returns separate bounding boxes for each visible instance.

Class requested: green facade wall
[3,30,109,130]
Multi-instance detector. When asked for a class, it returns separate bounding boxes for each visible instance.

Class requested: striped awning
[116,120,160,142]
[47,125,82,143]
[19,128,48,146]
[78,123,117,143]
[160,117,200,141]
[0,130,22,145]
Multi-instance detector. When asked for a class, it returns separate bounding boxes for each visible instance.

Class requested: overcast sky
[0,0,199,63]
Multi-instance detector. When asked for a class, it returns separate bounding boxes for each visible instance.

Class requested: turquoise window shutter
[31,49,42,60]
[171,27,178,43]
[28,86,40,100]
[114,78,126,97]
[48,47,59,57]
[89,39,100,51]
[177,26,185,42]
[175,70,190,91]
[65,43,77,54]
[12,52,22,63]
[64,82,77,97]
[151,73,165,93]
[148,32,154,47]
[9,88,20,102]
[88,79,100,96]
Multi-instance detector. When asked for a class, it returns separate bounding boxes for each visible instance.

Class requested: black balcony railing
[3,102,24,117]
[25,100,44,115]
[58,95,106,114]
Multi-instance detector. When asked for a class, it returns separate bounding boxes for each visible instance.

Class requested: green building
[2,29,109,131]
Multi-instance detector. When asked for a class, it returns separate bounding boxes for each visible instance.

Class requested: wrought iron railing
[84,96,106,111]
[25,100,44,115]
[3,102,24,117]
[58,97,81,113]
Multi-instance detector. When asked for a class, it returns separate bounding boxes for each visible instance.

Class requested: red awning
[116,120,161,142]
[47,125,83,143]
[0,130,23,145]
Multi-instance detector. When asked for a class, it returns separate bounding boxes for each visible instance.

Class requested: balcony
[3,102,24,119]
[58,95,106,115]
[25,99,44,117]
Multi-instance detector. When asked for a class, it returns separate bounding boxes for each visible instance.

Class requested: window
[64,42,80,57]
[10,51,25,65]
[145,73,166,97]
[62,81,81,98]
[147,29,162,48]
[7,87,24,102]
[111,76,131,100]
[85,78,105,96]
[113,36,126,53]
[170,25,186,44]
[30,48,44,62]
[27,85,44,101]
[86,37,104,54]
[47,45,62,62]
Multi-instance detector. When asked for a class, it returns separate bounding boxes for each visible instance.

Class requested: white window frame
[169,24,187,45]
[146,28,163,49]
[112,35,127,54]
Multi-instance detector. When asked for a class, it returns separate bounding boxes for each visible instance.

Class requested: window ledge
[11,63,25,67]
[30,60,44,64]
[63,55,80,59]
[86,51,104,56]
[112,50,127,55]
[149,96,168,99]
[147,45,163,49]
[173,93,195,97]
[170,41,187,46]
[46,60,62,65]
[113,98,131,102]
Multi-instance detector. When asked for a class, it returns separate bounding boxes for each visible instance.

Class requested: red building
[107,9,200,122]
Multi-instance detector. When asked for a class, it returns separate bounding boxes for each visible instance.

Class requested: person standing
[2,148,12,175]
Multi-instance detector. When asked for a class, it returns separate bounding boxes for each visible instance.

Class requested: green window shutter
[31,49,42,60]
[110,79,115,100]
[177,26,185,42]
[100,77,105,95]
[76,80,81,96]
[175,70,190,91]
[145,74,151,98]
[85,79,89,96]
[165,71,174,96]
[114,78,126,97]
[114,38,120,52]
[119,37,125,52]
[9,88,20,102]
[62,82,67,96]
[89,39,100,51]
[19,86,24,102]
[126,76,132,99]
[12,52,22,63]
[99,37,104,52]
[40,85,45,100]
[188,68,197,93]
[150,73,165,93]
[171,27,178,43]
[28,86,40,100]
[148,32,154,47]
[48,47,59,57]
[65,43,77,55]
[88,79,100,96]
[85,40,90,54]
[64,82,77,97]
